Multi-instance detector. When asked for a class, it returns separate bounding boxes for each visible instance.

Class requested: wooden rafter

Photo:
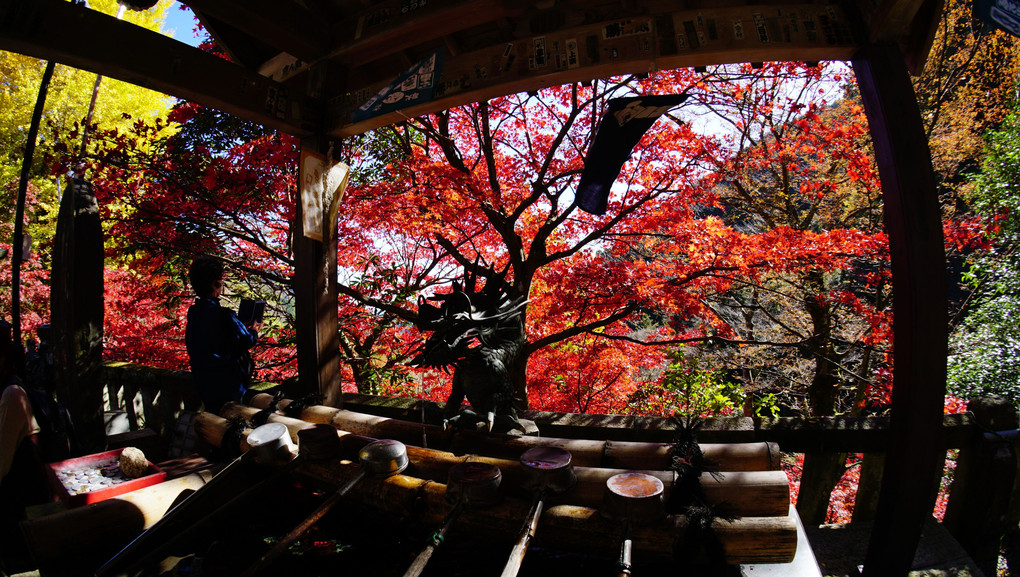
[0,0,317,136]
[182,0,329,62]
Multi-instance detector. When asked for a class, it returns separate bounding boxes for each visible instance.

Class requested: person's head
[189,256,225,298]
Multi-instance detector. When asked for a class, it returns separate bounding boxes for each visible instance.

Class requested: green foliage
[341,125,422,189]
[627,349,758,418]
[0,0,175,325]
[948,105,1020,406]
[948,294,1020,403]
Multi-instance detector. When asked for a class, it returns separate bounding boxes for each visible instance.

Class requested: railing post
[943,396,1018,576]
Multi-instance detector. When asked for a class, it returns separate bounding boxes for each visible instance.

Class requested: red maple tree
[58,62,903,419]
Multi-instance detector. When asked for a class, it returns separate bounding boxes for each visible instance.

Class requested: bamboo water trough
[212,398,798,564]
[243,394,782,471]
[22,400,797,573]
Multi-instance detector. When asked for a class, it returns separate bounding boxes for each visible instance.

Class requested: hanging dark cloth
[576,94,688,215]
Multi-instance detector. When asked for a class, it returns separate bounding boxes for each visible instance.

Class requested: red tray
[46,448,166,507]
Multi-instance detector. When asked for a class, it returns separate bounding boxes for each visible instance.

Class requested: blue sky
[162,1,201,47]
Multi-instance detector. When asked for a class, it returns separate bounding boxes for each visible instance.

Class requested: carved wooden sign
[299,148,350,241]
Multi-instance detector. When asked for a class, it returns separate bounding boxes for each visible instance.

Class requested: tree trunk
[796,451,847,525]
[351,358,378,395]
[798,270,848,525]
[51,178,105,454]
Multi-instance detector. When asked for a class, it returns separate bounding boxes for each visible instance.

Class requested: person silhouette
[185,257,259,414]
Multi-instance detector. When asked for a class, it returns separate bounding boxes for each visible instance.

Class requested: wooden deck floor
[805,518,985,577]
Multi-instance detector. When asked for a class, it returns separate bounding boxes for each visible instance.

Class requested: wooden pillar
[943,397,1019,576]
[51,178,106,453]
[852,44,948,576]
[293,139,341,405]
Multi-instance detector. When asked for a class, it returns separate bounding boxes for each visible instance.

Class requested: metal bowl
[447,462,502,507]
[246,422,295,463]
[520,446,575,494]
[358,439,409,477]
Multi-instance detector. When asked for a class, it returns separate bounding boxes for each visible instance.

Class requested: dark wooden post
[852,44,948,576]
[51,178,106,453]
[292,129,342,405]
[943,397,1018,576]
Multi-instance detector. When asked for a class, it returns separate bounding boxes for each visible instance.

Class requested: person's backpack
[220,308,255,384]
[23,386,77,462]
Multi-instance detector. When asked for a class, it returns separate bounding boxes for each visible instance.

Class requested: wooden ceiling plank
[326,0,518,67]
[863,0,928,43]
[331,3,859,136]
[901,0,942,75]
[182,0,329,62]
[443,35,462,58]
[0,0,317,136]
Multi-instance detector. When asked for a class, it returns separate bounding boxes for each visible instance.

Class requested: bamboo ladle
[240,438,409,577]
[499,446,576,577]
[402,461,503,577]
[600,472,665,576]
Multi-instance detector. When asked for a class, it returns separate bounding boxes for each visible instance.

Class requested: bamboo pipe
[198,411,791,518]
[293,460,797,564]
[247,457,796,564]
[22,471,215,574]
[97,423,301,577]
[96,458,250,577]
[109,454,306,577]
[238,398,781,471]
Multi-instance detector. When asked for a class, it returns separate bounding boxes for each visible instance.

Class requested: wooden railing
[99,361,1019,574]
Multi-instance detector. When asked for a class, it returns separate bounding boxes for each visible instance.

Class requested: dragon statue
[410,264,529,434]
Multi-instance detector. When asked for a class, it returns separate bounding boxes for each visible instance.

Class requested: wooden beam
[852,43,948,577]
[857,0,943,74]
[865,0,929,43]
[901,0,943,75]
[330,3,859,136]
[0,0,317,136]
[183,0,329,63]
[325,0,520,66]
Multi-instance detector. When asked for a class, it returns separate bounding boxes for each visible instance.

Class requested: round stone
[119,447,150,478]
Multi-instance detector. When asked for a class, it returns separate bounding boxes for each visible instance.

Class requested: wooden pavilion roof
[0,1,952,575]
[0,0,941,138]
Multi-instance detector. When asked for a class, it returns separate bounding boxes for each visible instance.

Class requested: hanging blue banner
[576,94,688,215]
[352,49,444,123]
[974,0,1020,37]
